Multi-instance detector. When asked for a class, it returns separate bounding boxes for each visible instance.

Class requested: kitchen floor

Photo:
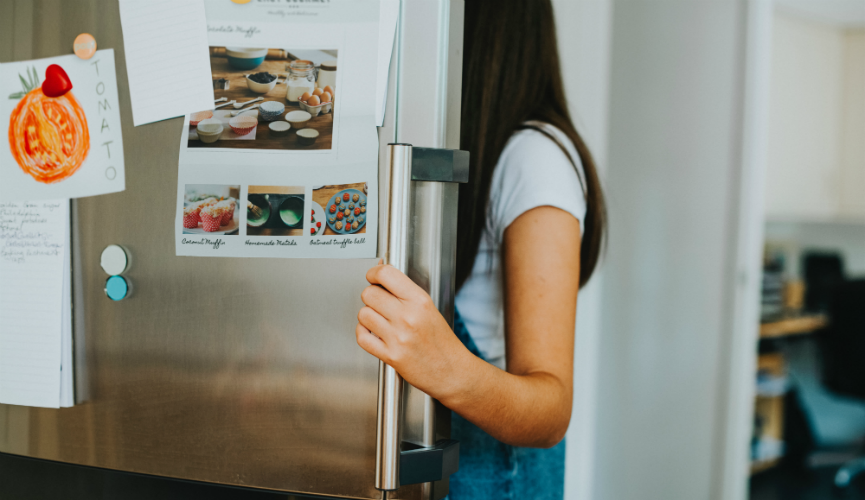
[750,465,865,500]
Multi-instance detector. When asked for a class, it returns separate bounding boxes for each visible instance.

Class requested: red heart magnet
[42,64,73,98]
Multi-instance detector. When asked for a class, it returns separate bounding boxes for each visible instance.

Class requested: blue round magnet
[105,275,128,301]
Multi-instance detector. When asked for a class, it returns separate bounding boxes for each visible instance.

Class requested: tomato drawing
[7,65,90,184]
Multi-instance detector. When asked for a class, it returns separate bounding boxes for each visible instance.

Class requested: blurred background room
[0,1,861,500]
[552,0,865,499]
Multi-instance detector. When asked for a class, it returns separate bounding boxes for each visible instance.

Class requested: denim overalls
[445,308,566,500]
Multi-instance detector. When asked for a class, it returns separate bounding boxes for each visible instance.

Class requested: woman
[355,0,606,497]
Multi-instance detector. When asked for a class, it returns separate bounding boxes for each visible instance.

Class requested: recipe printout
[0,200,73,408]
[174,0,380,259]
[0,51,125,202]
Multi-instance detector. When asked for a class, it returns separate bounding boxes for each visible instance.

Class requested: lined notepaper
[118,0,214,126]
[0,200,71,408]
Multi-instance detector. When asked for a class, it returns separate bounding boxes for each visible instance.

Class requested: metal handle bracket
[410,147,469,183]
[399,439,460,486]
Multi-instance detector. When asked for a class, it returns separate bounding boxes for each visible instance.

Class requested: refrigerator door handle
[376,143,413,493]
[376,144,469,495]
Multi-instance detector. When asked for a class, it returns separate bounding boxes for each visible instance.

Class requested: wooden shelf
[760,314,828,339]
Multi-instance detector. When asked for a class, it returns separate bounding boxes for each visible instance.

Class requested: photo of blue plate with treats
[325,189,367,235]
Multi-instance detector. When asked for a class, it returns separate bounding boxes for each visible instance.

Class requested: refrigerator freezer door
[0,1,464,499]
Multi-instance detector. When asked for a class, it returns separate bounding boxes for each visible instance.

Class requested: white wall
[593,2,756,500]
[765,13,865,221]
[766,13,844,219]
[840,30,865,217]
[551,2,613,500]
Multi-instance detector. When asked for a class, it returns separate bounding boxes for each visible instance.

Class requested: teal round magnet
[105,275,129,301]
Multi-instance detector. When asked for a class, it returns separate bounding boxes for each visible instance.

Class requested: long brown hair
[457,0,607,291]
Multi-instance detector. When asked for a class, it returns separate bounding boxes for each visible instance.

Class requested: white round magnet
[100,245,128,275]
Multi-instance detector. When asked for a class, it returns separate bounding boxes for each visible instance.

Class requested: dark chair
[819,278,865,489]
[803,252,845,312]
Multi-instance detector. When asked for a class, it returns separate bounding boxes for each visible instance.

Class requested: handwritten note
[0,200,71,408]
[118,0,214,126]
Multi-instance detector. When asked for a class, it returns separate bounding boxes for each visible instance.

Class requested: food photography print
[246,185,307,236]
[186,47,337,151]
[182,184,241,236]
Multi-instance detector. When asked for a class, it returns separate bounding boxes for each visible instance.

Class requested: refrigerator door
[0,1,464,499]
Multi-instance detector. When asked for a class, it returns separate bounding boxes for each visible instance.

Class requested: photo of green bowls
[246,189,306,236]
[246,194,271,227]
[278,196,304,228]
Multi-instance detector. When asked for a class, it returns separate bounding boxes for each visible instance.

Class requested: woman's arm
[356,206,581,448]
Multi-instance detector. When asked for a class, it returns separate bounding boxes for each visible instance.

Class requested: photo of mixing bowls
[226,47,267,70]
[246,186,307,236]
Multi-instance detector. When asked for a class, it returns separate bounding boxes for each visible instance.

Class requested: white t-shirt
[453,122,587,370]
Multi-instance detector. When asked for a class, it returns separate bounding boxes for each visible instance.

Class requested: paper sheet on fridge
[0,51,125,202]
[118,0,214,126]
[0,200,72,408]
[174,0,380,260]
[376,0,400,125]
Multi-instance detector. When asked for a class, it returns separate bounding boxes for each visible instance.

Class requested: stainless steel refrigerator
[0,1,466,498]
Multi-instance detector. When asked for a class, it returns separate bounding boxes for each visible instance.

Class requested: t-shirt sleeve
[488,128,588,243]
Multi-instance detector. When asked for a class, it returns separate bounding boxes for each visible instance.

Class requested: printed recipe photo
[187,47,337,151]
[182,184,241,235]
[312,183,368,235]
[247,185,307,236]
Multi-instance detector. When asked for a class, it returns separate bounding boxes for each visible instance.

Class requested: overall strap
[453,307,485,360]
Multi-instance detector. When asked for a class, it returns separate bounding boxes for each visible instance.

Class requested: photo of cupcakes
[183,185,241,236]
[215,199,236,226]
[199,205,224,232]
[183,206,201,229]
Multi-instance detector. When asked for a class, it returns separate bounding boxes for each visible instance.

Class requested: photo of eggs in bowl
[297,85,335,117]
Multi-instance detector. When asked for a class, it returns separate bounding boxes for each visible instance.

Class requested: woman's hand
[356,206,579,449]
[356,262,471,401]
